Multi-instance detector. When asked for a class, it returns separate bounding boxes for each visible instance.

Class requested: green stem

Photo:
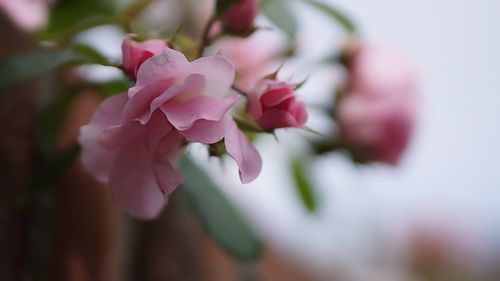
[197,15,217,58]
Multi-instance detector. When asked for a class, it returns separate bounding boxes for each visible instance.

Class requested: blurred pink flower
[122,36,168,81]
[0,0,50,31]
[215,31,286,92]
[221,0,259,33]
[336,45,418,165]
[249,79,307,130]
[79,48,261,219]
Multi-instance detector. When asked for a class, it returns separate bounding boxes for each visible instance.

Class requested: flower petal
[258,109,298,130]
[78,93,129,182]
[190,55,235,98]
[180,119,227,144]
[260,86,294,107]
[88,92,128,127]
[136,48,189,87]
[109,133,167,219]
[152,156,184,196]
[162,95,239,131]
[79,125,118,182]
[122,80,174,123]
[224,116,262,183]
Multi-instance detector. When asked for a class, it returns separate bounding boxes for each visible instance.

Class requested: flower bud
[220,0,259,34]
[336,45,418,165]
[121,36,168,81]
[249,79,307,130]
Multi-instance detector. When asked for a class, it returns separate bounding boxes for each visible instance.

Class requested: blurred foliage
[178,156,263,261]
[291,158,318,213]
[45,0,117,35]
[0,49,86,91]
[93,79,132,99]
[36,85,83,158]
[261,0,298,40]
[300,0,356,33]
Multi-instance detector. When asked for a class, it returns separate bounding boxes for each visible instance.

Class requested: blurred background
[0,0,499,280]
[221,0,500,280]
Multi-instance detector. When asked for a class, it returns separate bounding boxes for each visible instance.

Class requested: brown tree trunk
[0,12,37,281]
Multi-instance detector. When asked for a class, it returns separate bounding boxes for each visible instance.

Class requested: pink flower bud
[221,0,259,33]
[249,80,308,130]
[336,45,418,165]
[121,36,168,81]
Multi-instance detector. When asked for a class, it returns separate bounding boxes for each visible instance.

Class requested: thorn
[263,62,285,80]
[302,126,324,136]
[272,131,280,142]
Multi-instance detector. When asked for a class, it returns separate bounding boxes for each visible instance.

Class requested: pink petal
[122,37,167,80]
[224,116,262,183]
[145,111,174,152]
[79,125,118,182]
[190,56,235,98]
[260,87,294,107]
[162,95,239,131]
[180,119,227,144]
[258,109,298,129]
[122,80,174,123]
[156,130,185,157]
[88,92,128,127]
[109,133,172,219]
[152,156,184,196]
[78,93,128,182]
[288,99,308,127]
[136,48,189,87]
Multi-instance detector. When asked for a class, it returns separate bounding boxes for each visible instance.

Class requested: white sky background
[204,0,500,280]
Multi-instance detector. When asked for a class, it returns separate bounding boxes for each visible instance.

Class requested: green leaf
[0,49,86,91]
[94,79,132,99]
[46,0,116,35]
[261,0,298,39]
[71,44,112,66]
[291,158,318,213]
[300,0,356,33]
[178,156,263,261]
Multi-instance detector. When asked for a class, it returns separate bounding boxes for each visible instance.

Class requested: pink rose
[220,0,259,33]
[0,0,50,31]
[121,36,168,81]
[249,80,307,130]
[336,45,418,165]
[79,48,262,219]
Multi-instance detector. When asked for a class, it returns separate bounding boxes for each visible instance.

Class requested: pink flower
[215,30,286,92]
[336,45,418,165]
[249,80,307,130]
[0,0,50,31]
[79,48,262,219]
[121,36,168,81]
[220,0,259,33]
